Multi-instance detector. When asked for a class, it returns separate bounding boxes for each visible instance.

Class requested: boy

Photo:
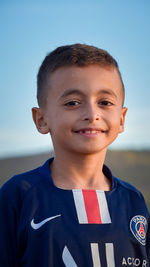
[0,44,149,266]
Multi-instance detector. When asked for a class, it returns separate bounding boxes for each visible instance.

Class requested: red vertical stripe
[82,190,102,224]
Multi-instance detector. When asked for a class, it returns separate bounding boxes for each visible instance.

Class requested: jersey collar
[38,157,116,192]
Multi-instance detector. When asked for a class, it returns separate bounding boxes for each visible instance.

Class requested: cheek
[107,112,122,128]
[50,114,72,133]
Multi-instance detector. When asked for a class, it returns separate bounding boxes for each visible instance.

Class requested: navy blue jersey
[0,158,150,266]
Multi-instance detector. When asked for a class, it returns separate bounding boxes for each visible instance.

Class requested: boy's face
[33,65,127,155]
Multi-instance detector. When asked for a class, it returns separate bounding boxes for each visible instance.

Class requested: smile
[74,128,105,137]
[78,130,100,134]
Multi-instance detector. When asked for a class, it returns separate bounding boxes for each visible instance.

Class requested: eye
[64,100,81,107]
[98,100,113,106]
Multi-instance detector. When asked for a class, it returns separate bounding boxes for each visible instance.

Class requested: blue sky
[0,0,150,158]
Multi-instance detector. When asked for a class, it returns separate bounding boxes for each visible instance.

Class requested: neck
[50,149,111,191]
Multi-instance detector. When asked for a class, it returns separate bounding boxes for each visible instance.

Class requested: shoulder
[104,164,144,199]
[114,176,142,196]
[114,176,149,210]
[0,158,53,229]
[0,159,51,202]
[114,177,150,224]
[1,167,40,195]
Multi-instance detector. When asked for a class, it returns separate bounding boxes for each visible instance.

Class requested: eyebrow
[98,89,117,99]
[59,88,117,99]
[60,89,85,99]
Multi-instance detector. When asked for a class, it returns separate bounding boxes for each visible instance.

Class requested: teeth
[79,130,99,134]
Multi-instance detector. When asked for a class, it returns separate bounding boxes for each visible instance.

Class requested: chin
[70,145,106,155]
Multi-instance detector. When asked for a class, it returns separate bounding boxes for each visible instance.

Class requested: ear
[32,107,50,134]
[119,107,128,133]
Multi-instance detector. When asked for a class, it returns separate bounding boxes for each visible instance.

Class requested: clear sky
[0,0,150,158]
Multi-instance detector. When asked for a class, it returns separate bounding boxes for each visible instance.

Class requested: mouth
[74,128,105,137]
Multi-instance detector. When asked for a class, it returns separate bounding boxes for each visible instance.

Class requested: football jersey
[0,158,149,267]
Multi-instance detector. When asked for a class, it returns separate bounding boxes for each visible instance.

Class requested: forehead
[46,65,123,101]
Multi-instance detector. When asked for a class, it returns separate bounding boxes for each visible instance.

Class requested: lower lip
[75,131,103,137]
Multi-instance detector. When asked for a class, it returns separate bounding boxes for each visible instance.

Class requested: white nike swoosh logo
[31,214,61,230]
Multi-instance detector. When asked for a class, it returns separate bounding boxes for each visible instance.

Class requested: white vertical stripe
[72,190,88,224]
[91,243,101,267]
[96,191,111,224]
[62,246,78,267]
[105,243,115,267]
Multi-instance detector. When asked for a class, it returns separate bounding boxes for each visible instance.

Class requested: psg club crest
[130,215,147,245]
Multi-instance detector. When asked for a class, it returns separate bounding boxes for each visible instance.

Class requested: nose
[82,102,100,122]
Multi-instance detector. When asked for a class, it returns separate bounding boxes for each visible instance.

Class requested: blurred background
[0,0,150,207]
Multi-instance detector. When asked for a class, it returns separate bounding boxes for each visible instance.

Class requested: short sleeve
[146,218,150,262]
[0,181,20,267]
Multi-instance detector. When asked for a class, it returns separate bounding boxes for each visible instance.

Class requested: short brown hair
[37,43,125,107]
